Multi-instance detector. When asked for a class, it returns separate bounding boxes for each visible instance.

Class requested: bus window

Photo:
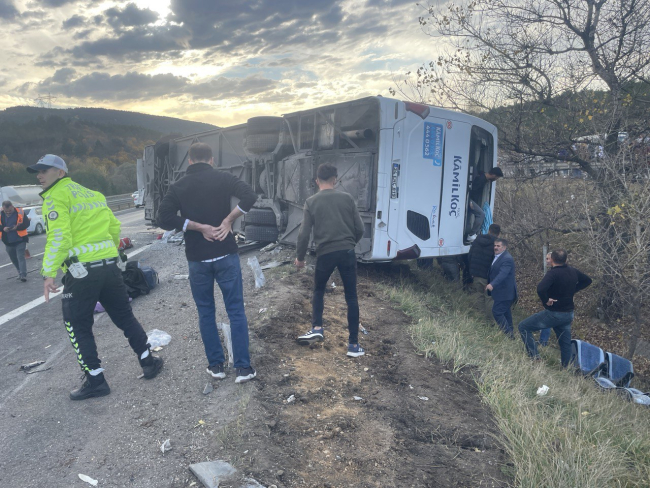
[300,114,315,150]
[468,126,494,203]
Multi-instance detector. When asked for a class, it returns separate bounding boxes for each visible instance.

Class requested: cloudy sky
[0,0,438,127]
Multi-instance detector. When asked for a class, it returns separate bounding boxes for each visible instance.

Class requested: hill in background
[0,106,216,137]
[0,106,217,195]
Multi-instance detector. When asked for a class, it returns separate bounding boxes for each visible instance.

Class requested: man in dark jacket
[467,167,503,242]
[294,163,366,357]
[1,201,30,282]
[157,142,258,384]
[518,249,592,367]
[467,223,500,319]
[487,238,517,337]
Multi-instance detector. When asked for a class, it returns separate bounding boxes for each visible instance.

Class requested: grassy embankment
[383,267,650,488]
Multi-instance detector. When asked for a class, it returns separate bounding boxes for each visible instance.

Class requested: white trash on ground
[537,385,550,396]
[160,439,172,454]
[247,256,266,288]
[147,329,172,348]
[78,474,98,486]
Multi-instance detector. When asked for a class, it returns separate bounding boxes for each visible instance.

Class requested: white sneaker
[466,234,477,243]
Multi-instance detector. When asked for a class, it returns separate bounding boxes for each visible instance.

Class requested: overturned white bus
[141,96,498,262]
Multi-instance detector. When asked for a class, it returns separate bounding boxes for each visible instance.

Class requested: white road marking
[0,244,151,327]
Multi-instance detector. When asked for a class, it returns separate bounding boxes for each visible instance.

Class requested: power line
[33,92,57,109]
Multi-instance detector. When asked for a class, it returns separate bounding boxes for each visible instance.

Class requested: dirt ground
[216,247,512,488]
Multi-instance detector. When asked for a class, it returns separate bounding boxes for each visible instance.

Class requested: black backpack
[122,261,156,298]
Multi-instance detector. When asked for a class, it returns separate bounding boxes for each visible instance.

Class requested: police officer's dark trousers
[61,261,149,373]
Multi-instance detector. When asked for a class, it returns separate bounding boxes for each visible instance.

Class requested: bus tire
[245,208,277,226]
[245,224,279,243]
[245,133,280,154]
[247,116,284,135]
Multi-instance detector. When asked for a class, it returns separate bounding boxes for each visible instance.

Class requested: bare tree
[395,0,650,182]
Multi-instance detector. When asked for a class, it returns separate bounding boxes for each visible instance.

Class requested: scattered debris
[331,281,337,289]
[173,274,189,280]
[247,256,266,288]
[19,360,45,371]
[353,396,363,401]
[286,395,296,403]
[193,420,206,428]
[44,345,51,349]
[78,474,98,486]
[418,396,429,401]
[364,367,369,372]
[137,373,145,379]
[189,460,237,488]
[409,385,414,389]
[359,324,368,335]
[260,242,279,252]
[203,383,213,395]
[147,329,172,348]
[160,439,172,454]
[261,260,291,270]
[152,346,163,352]
[258,308,268,314]
[536,385,549,396]
[241,478,266,488]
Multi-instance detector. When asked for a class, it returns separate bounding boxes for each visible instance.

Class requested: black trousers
[61,263,148,373]
[312,249,360,344]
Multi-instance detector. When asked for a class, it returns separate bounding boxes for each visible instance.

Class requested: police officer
[28,154,163,400]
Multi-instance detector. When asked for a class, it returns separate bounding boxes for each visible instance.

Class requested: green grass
[382,266,650,488]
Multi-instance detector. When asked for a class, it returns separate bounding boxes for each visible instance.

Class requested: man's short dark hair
[488,223,501,236]
[495,238,508,247]
[488,167,504,178]
[189,143,212,163]
[551,249,567,265]
[317,163,337,181]
[2,200,13,208]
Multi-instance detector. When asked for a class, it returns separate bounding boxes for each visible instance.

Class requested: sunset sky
[0,0,438,127]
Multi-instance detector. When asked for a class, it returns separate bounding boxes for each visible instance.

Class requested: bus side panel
[437,121,471,254]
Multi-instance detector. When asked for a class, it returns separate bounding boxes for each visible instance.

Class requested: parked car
[132,190,143,208]
[21,205,46,235]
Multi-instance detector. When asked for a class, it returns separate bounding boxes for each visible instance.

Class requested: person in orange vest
[1,201,31,282]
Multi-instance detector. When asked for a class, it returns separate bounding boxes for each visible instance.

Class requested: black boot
[70,373,111,401]
[139,350,164,379]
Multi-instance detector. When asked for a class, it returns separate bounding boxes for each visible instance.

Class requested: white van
[143,97,498,262]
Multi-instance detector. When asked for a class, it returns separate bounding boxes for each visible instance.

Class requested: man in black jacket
[467,223,500,319]
[518,249,592,367]
[157,142,258,383]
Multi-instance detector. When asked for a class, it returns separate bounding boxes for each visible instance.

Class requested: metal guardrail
[105,193,135,211]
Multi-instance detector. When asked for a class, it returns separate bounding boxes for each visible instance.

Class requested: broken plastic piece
[247,256,266,288]
[78,474,98,486]
[353,396,363,401]
[173,274,189,280]
[147,329,172,348]
[160,439,172,454]
[418,396,429,401]
[286,395,296,403]
[359,325,368,335]
[217,323,234,367]
[203,383,213,395]
[537,385,549,396]
[258,308,267,314]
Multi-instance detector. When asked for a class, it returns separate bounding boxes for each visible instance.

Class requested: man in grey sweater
[294,163,365,357]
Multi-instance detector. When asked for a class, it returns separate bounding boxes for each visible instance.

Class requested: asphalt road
[0,207,156,486]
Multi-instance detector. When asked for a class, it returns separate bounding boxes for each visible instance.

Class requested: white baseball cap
[27,154,68,173]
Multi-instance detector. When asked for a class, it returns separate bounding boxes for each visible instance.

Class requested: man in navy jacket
[486,238,517,337]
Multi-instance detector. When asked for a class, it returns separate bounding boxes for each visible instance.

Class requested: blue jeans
[539,327,551,346]
[492,299,514,336]
[313,249,360,344]
[188,254,251,369]
[468,200,485,235]
[518,309,573,367]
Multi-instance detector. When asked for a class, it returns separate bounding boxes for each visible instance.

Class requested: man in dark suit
[486,238,517,337]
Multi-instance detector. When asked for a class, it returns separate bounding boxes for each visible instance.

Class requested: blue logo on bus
[423,122,444,166]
